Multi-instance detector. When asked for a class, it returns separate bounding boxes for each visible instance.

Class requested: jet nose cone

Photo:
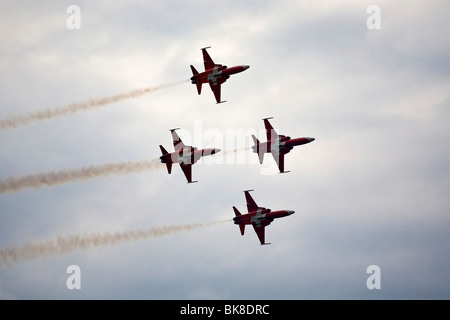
[242,65,250,70]
[214,148,221,154]
[287,210,295,215]
[307,137,315,142]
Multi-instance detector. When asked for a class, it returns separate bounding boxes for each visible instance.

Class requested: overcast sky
[0,0,449,299]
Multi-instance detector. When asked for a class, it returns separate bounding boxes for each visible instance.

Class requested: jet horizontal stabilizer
[169,128,181,132]
[216,100,227,104]
[279,171,291,174]
[261,243,272,246]
[201,46,211,50]
[262,117,274,120]
[239,224,245,236]
[243,189,254,193]
[188,180,198,184]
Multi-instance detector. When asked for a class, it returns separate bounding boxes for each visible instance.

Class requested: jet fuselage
[160,147,220,165]
[191,65,250,85]
[252,136,315,155]
[233,209,295,226]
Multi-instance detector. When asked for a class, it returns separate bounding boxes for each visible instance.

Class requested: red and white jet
[159,128,221,183]
[252,117,315,173]
[190,46,249,104]
[233,190,295,245]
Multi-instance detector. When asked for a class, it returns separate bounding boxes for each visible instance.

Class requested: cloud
[0,0,449,300]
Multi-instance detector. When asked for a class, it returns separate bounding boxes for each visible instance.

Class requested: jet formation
[157,47,315,245]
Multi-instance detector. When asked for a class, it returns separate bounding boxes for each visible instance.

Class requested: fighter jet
[159,128,221,183]
[233,190,295,245]
[190,46,250,104]
[252,117,315,173]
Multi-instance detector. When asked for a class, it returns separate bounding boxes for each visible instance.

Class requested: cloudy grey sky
[0,0,449,299]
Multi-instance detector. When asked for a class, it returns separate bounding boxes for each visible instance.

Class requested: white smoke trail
[0,159,164,194]
[0,80,187,130]
[0,220,230,267]
[210,146,251,157]
[0,147,251,194]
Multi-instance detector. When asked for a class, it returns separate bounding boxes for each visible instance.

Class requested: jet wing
[244,190,258,213]
[263,118,279,141]
[252,220,272,245]
[170,129,185,151]
[180,162,197,183]
[208,79,226,104]
[202,47,216,71]
[271,150,285,173]
[253,224,266,245]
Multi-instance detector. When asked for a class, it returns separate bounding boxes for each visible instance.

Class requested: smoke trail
[0,147,252,194]
[207,146,253,165]
[0,159,164,194]
[0,220,230,267]
[0,80,188,130]
[211,146,251,157]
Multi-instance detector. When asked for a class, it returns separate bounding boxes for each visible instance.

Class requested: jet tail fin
[251,135,264,164]
[233,206,242,217]
[190,65,199,76]
[159,145,169,155]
